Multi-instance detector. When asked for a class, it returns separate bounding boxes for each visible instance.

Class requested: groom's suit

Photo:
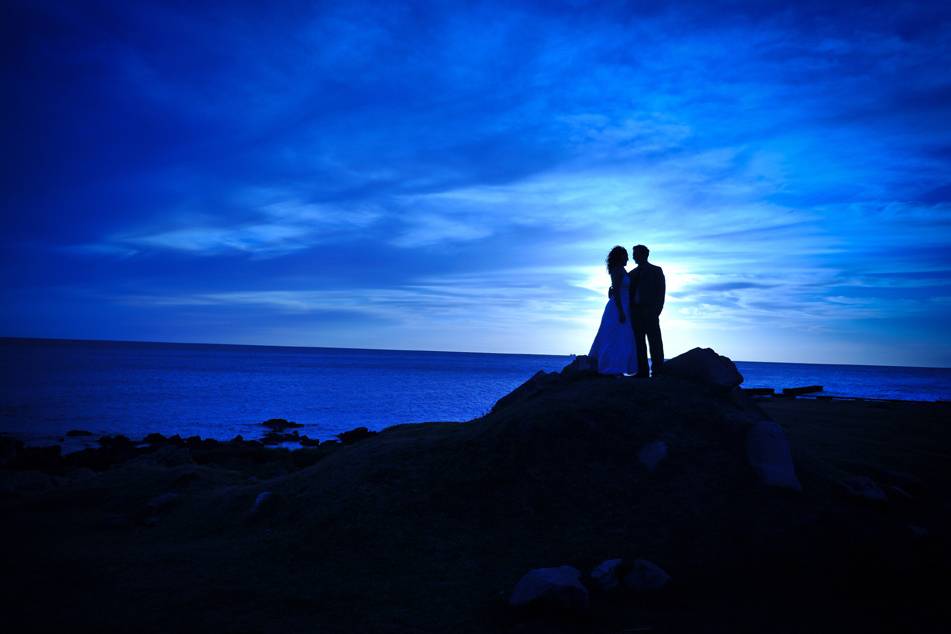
[628,262,665,376]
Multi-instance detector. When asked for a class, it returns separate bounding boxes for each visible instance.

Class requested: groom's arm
[657,269,666,314]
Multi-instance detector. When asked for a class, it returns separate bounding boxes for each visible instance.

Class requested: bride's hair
[606,245,628,272]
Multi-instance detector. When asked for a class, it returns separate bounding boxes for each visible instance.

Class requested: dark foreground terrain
[2,372,950,633]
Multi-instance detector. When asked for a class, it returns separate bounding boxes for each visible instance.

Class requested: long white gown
[588,272,638,375]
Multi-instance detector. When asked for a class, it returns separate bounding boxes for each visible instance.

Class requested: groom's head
[632,244,650,264]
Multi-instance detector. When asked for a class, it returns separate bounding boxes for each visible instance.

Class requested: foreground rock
[622,559,671,591]
[509,566,589,610]
[746,421,802,491]
[590,558,623,591]
[662,347,744,390]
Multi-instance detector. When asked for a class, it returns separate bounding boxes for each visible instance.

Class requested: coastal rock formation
[745,421,802,491]
[662,347,744,390]
[622,559,671,591]
[590,558,623,591]
[4,355,949,632]
[509,566,589,610]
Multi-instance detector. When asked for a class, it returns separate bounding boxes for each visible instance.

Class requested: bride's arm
[610,268,626,323]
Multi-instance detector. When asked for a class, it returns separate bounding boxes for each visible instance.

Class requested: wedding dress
[588,271,638,375]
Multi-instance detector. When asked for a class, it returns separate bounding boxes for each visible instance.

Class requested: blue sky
[2,0,950,366]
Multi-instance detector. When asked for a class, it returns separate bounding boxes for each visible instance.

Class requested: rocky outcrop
[746,421,802,491]
[261,418,303,431]
[662,347,744,390]
[622,559,671,591]
[509,566,589,610]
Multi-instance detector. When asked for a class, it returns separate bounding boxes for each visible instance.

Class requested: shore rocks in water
[746,421,802,491]
[337,427,377,444]
[663,347,744,390]
[637,440,668,472]
[509,566,589,610]
[261,418,303,432]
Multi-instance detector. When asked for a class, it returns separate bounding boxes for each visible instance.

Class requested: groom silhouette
[628,244,665,377]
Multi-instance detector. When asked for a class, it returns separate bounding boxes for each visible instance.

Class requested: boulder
[590,558,623,591]
[637,441,668,472]
[11,445,62,472]
[249,491,283,518]
[662,347,744,390]
[147,492,181,512]
[622,559,671,591]
[98,435,134,450]
[337,427,377,444]
[745,421,802,491]
[299,435,320,447]
[0,435,23,466]
[509,566,589,610]
[261,418,303,431]
[138,445,193,467]
[840,476,886,502]
[66,429,94,437]
[561,355,598,377]
[143,433,167,444]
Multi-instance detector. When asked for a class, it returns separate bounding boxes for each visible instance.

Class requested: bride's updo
[606,245,628,272]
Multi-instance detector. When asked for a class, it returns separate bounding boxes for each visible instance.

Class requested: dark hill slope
[4,374,947,633]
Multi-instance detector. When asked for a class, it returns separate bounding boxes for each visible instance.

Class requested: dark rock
[147,492,181,512]
[185,435,203,448]
[138,445,193,467]
[299,435,320,447]
[0,435,23,466]
[561,354,598,377]
[171,471,200,488]
[840,476,887,502]
[231,435,245,444]
[491,370,563,413]
[167,434,185,446]
[590,558,623,591]
[11,445,62,472]
[98,435,134,449]
[622,559,671,591]
[261,418,303,431]
[337,427,377,444]
[509,566,589,610]
[637,440,668,472]
[0,470,57,493]
[249,491,283,518]
[746,421,802,491]
[143,433,167,444]
[662,347,744,390]
[66,429,94,437]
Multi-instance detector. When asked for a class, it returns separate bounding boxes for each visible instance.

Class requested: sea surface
[2,338,949,446]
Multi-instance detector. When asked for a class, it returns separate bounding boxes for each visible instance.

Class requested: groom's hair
[633,244,649,259]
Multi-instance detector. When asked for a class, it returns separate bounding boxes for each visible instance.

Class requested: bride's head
[606,246,628,272]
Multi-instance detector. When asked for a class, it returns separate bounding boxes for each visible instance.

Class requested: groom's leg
[631,311,649,377]
[646,313,664,375]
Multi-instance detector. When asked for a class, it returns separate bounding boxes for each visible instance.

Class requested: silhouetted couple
[588,244,665,377]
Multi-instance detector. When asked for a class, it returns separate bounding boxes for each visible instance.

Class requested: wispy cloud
[3,0,950,364]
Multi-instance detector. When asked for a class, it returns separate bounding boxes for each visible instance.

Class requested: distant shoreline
[3,335,949,370]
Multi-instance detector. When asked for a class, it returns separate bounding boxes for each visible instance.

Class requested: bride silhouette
[588,246,638,375]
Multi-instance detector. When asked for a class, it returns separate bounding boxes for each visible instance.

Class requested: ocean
[2,338,949,446]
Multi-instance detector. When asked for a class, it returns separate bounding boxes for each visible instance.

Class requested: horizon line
[2,335,949,371]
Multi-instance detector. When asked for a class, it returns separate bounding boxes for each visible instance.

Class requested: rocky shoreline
[2,349,949,632]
